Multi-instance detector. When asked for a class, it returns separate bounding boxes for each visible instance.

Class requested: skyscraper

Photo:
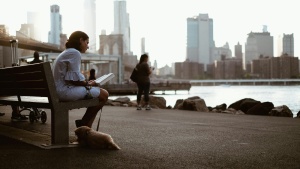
[245,30,273,67]
[114,0,131,55]
[84,0,96,53]
[282,33,294,56]
[48,4,62,45]
[141,37,145,54]
[186,14,214,70]
[277,35,283,56]
[234,42,243,59]
[27,12,42,41]
[17,24,34,39]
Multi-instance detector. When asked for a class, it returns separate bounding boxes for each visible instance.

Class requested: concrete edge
[0,124,80,149]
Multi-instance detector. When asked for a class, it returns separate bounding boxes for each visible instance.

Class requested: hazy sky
[1,0,299,68]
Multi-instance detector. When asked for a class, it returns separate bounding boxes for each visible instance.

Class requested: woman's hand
[87,80,98,86]
[66,80,98,87]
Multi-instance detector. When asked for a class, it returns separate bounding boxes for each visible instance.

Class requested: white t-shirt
[52,48,100,101]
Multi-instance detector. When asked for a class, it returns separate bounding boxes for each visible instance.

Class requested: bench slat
[0,80,47,89]
[0,96,51,109]
[0,87,50,97]
[0,71,44,81]
[0,64,44,74]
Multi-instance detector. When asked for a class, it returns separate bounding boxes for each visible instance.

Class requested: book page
[95,73,115,85]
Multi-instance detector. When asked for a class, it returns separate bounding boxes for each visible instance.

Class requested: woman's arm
[66,80,97,86]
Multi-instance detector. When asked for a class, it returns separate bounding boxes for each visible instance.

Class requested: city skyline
[0,0,299,68]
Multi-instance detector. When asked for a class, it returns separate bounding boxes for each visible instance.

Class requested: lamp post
[10,39,18,66]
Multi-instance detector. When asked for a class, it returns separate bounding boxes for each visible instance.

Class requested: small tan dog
[74,126,121,150]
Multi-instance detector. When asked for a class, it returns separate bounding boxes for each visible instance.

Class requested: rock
[106,99,114,105]
[110,102,121,106]
[209,103,227,111]
[222,108,245,115]
[174,99,184,109]
[166,105,172,109]
[246,102,274,115]
[187,96,201,100]
[121,104,129,107]
[269,105,293,117]
[128,100,137,107]
[179,98,209,112]
[228,98,260,113]
[139,96,166,109]
[114,97,130,103]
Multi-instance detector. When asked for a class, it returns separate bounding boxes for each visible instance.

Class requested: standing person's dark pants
[137,82,150,105]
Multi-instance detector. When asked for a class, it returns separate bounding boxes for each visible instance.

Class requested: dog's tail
[108,141,121,150]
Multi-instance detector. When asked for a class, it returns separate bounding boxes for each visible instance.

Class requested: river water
[109,85,300,117]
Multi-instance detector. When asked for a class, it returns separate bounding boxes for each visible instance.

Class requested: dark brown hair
[65,31,89,51]
[139,53,149,64]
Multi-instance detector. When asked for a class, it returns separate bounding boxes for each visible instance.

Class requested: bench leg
[51,108,69,145]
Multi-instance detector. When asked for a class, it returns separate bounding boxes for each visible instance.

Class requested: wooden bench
[0,62,99,147]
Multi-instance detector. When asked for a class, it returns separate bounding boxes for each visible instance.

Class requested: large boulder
[177,97,209,112]
[228,98,261,113]
[246,102,274,115]
[173,99,184,109]
[114,97,130,103]
[140,96,166,109]
[187,96,201,100]
[269,105,293,117]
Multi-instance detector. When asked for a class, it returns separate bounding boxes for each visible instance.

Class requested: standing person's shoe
[145,105,151,110]
[11,114,28,122]
[137,105,142,110]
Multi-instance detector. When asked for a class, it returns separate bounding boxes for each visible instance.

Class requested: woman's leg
[143,82,150,104]
[81,88,109,127]
[137,83,143,105]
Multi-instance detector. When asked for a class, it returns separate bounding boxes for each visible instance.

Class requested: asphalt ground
[0,105,300,169]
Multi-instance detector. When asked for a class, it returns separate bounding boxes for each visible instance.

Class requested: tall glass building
[114,0,131,55]
[245,31,273,66]
[48,5,62,45]
[282,33,294,56]
[84,0,96,53]
[186,14,214,70]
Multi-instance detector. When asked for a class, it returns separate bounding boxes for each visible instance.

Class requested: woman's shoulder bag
[130,67,138,83]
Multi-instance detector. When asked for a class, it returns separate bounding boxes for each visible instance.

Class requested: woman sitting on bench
[52,31,109,128]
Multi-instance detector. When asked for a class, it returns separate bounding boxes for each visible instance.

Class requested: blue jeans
[137,82,150,104]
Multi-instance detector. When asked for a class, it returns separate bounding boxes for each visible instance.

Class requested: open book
[95,73,115,85]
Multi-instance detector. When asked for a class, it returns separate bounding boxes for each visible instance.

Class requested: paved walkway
[0,105,300,169]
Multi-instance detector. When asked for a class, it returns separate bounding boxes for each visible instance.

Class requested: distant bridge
[0,34,63,53]
[190,79,300,86]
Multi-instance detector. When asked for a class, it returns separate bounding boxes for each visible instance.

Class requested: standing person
[29,51,43,64]
[136,53,153,110]
[88,68,96,81]
[52,31,109,128]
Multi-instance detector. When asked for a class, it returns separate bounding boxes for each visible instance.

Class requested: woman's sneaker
[145,105,151,110]
[137,105,142,110]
